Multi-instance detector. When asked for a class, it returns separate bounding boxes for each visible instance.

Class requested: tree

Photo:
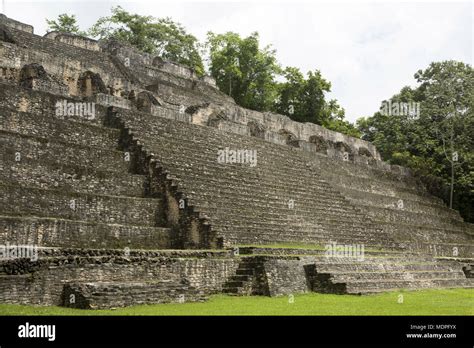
[322,99,361,138]
[416,61,473,209]
[207,31,281,111]
[89,6,204,75]
[274,66,307,121]
[273,67,360,136]
[357,61,473,221]
[46,14,85,35]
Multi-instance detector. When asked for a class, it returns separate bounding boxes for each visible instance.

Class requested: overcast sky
[1,0,472,122]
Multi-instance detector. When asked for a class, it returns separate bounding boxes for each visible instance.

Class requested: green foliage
[88,6,204,75]
[46,14,86,35]
[357,61,474,221]
[206,31,281,111]
[206,33,360,137]
[274,67,360,136]
[274,67,328,123]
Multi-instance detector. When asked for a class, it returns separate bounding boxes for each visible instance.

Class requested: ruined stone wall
[44,31,100,51]
[262,257,311,296]
[0,14,381,163]
[0,14,33,33]
[0,250,239,305]
[0,25,132,97]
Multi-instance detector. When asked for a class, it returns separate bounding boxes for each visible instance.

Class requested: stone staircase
[233,248,474,295]
[109,106,399,248]
[306,152,474,257]
[222,258,260,295]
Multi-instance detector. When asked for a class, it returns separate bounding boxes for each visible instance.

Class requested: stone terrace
[0,15,472,308]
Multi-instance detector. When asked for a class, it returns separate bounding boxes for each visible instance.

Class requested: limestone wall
[44,31,100,51]
[0,250,239,305]
[0,14,33,33]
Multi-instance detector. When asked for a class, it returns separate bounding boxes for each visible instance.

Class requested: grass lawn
[0,289,472,316]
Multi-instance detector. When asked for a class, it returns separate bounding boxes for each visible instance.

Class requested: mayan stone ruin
[0,14,473,309]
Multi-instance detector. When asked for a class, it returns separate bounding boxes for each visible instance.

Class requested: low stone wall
[0,216,173,249]
[0,14,33,33]
[0,252,239,305]
[262,257,312,296]
[100,39,217,87]
[62,281,207,309]
[44,32,100,51]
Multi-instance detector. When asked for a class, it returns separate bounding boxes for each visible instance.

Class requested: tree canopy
[206,32,360,136]
[357,61,473,221]
[88,6,204,75]
[46,14,85,35]
[206,31,281,111]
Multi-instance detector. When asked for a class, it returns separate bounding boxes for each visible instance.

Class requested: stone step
[1,130,131,174]
[207,213,382,234]
[1,157,145,197]
[360,204,469,232]
[122,113,337,173]
[62,281,207,309]
[224,280,245,288]
[222,287,241,294]
[236,268,255,276]
[0,215,172,249]
[140,134,338,184]
[344,278,474,294]
[149,155,339,198]
[140,125,466,234]
[0,183,161,226]
[119,105,440,220]
[376,221,472,245]
[315,262,462,273]
[0,81,110,126]
[166,167,351,204]
[311,154,430,194]
[347,195,463,226]
[329,270,467,282]
[237,247,409,256]
[218,228,397,249]
[327,173,426,204]
[338,186,463,222]
[228,274,251,282]
[322,170,450,209]
[0,246,232,261]
[212,225,386,249]
[0,106,121,149]
[193,198,371,222]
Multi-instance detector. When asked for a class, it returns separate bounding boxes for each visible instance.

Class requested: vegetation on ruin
[45,8,360,137]
[206,31,361,137]
[46,13,86,36]
[47,7,205,75]
[0,289,472,315]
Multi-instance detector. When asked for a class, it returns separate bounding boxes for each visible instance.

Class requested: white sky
[1,0,472,122]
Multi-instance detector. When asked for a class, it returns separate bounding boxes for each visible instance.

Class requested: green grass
[0,289,472,316]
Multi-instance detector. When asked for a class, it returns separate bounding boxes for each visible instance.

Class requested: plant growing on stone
[46,13,86,36]
[88,6,204,75]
